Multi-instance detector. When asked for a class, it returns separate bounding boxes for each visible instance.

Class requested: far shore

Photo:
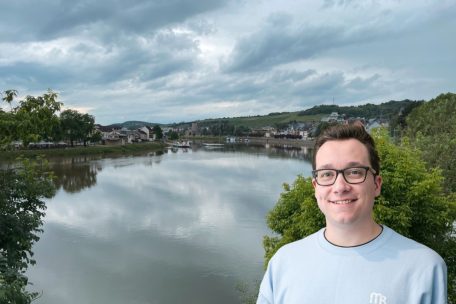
[0,136,315,161]
[0,141,166,160]
[185,136,315,148]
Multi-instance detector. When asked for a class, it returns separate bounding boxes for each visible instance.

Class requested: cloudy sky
[1,0,455,125]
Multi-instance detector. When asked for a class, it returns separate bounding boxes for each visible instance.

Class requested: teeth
[331,200,352,204]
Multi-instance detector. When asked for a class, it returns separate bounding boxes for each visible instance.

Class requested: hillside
[299,99,424,120]
[192,99,422,130]
[194,112,323,129]
[107,120,162,130]
[108,99,423,131]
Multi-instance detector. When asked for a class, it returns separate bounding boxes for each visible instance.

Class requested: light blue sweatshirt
[258,226,447,304]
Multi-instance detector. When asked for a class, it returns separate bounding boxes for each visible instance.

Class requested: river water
[25,144,313,304]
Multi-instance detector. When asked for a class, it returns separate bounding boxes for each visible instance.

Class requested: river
[25,144,313,304]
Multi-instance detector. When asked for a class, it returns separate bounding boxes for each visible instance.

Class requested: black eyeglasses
[312,166,376,186]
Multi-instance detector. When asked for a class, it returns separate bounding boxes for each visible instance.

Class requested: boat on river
[202,143,224,148]
[172,141,191,148]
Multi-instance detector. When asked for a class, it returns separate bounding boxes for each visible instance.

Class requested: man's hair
[312,124,380,174]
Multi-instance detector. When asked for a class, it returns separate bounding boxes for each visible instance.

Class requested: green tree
[14,90,62,146]
[0,90,19,148]
[234,125,250,137]
[80,113,95,146]
[299,100,423,120]
[0,158,56,303]
[60,109,96,147]
[0,111,17,149]
[263,129,456,303]
[388,100,423,137]
[168,131,179,141]
[89,130,102,144]
[153,125,163,140]
[404,92,456,192]
[2,90,18,112]
[60,109,80,146]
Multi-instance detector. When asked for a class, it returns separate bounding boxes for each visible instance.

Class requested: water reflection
[192,143,313,162]
[26,146,313,304]
[47,147,311,194]
[51,157,101,193]
[48,151,166,193]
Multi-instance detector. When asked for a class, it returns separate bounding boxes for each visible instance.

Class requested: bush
[0,158,55,303]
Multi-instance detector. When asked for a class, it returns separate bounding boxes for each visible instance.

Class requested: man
[257,124,447,304]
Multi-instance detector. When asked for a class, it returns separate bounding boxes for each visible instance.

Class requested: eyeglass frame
[311,166,377,186]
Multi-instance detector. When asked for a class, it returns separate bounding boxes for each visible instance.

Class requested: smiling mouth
[329,199,356,205]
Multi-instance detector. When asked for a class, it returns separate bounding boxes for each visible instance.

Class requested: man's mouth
[329,199,356,205]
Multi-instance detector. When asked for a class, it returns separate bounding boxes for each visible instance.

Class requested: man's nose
[333,172,350,192]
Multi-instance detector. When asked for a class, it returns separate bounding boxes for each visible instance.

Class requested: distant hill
[189,99,423,129]
[109,100,423,131]
[107,120,162,130]
[193,112,323,129]
[299,100,424,120]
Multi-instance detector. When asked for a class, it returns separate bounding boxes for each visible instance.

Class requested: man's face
[312,139,382,228]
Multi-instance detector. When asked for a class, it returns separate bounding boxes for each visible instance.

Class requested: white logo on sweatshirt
[369,292,387,304]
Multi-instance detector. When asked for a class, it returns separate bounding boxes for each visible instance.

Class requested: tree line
[299,99,424,121]
[0,89,99,149]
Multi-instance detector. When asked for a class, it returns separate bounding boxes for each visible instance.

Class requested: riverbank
[0,142,166,160]
[184,136,315,148]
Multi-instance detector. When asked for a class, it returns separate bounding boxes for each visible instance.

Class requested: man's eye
[346,169,362,176]
[320,171,334,178]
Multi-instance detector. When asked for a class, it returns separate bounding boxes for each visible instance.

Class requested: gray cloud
[223,15,377,73]
[222,3,454,74]
[0,62,74,91]
[1,28,201,90]
[85,68,388,124]
[0,0,228,42]
[1,0,454,124]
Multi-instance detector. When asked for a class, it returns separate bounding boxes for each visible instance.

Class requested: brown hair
[312,124,380,174]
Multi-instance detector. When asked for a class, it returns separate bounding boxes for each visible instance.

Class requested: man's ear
[374,175,382,197]
[312,179,317,189]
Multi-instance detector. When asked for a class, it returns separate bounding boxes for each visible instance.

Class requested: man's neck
[324,221,382,247]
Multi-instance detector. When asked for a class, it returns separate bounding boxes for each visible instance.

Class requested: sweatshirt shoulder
[272,230,321,260]
[385,227,445,265]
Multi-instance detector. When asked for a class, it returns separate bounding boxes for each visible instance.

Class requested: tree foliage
[299,100,423,120]
[60,109,95,147]
[0,158,56,303]
[14,90,62,146]
[167,131,179,140]
[1,90,17,112]
[263,128,456,303]
[1,89,98,149]
[404,92,456,192]
[152,125,163,140]
[0,111,17,148]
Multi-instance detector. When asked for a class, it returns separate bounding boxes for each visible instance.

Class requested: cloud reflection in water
[31,148,312,304]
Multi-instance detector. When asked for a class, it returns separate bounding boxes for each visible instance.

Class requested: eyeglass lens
[315,167,368,185]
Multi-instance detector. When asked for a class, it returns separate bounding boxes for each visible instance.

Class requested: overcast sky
[1,0,455,125]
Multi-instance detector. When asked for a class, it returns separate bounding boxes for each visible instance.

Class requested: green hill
[109,99,423,132]
[194,112,323,129]
[107,120,162,130]
[299,100,423,120]
[189,99,422,130]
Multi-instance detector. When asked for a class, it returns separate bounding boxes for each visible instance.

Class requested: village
[94,112,389,146]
